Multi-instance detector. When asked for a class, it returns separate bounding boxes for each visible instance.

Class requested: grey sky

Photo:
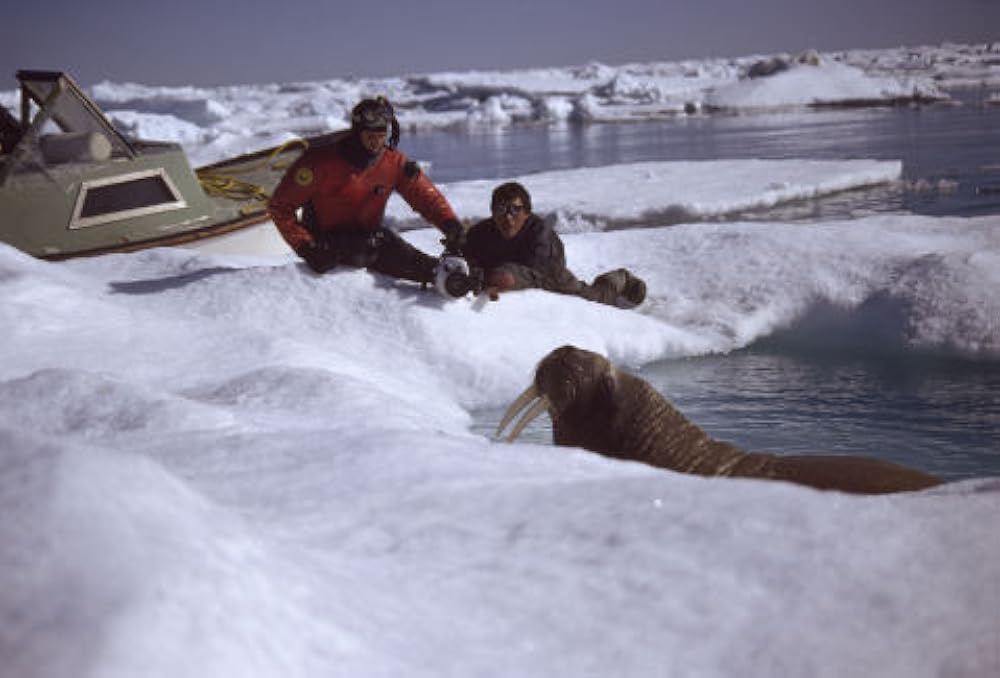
[3,0,998,87]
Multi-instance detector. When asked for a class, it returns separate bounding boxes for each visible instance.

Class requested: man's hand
[441,219,466,254]
[296,239,338,274]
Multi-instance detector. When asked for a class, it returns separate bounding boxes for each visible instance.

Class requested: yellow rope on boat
[196,137,309,204]
[196,173,271,203]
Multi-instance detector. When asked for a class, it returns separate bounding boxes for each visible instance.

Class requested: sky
[3,0,999,87]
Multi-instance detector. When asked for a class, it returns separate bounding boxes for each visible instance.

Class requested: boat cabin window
[70,169,187,229]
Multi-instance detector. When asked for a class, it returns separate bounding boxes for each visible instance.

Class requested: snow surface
[3,206,1000,677]
[2,42,1000,678]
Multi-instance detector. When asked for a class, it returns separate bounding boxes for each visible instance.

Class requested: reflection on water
[406,92,1000,220]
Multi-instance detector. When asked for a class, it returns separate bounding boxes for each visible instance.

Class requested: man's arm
[520,218,567,274]
[394,158,463,246]
[268,157,320,252]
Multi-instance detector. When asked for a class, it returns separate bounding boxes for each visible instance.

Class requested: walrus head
[497,345,620,449]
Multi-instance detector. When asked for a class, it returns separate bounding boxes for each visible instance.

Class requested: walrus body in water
[497,345,942,494]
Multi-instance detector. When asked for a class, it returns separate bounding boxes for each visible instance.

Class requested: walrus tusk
[503,397,550,443]
[496,384,550,442]
[496,384,539,437]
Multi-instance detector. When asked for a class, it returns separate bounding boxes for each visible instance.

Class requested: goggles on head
[350,96,400,148]
[354,107,390,132]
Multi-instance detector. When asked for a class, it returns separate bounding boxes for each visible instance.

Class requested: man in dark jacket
[268,97,465,283]
[461,182,646,308]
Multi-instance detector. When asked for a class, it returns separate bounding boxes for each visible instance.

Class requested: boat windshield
[17,70,135,159]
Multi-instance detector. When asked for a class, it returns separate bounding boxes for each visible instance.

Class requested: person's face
[493,197,529,239]
[359,128,387,156]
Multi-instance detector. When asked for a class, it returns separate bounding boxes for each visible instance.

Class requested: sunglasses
[493,202,525,218]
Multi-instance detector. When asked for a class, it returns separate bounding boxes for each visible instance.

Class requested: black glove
[441,219,466,254]
[296,239,338,274]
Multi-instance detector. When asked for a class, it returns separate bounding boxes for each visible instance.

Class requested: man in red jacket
[268,97,466,284]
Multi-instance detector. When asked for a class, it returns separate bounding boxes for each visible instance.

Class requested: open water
[451,91,1000,481]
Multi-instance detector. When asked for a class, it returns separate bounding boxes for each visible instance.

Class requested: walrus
[497,345,942,494]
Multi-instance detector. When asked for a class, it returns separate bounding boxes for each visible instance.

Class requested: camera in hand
[434,255,483,299]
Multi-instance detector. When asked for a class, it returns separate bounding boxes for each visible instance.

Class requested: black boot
[592,268,646,308]
[622,271,646,307]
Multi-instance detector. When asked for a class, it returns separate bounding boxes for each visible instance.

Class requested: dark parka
[462,213,571,289]
[462,212,645,307]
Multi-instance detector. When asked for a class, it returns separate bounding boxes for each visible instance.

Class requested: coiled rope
[196,137,309,207]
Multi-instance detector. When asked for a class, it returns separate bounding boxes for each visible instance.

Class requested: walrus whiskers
[496,384,551,442]
[498,344,943,494]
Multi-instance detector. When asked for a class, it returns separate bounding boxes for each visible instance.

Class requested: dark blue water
[442,95,1000,482]
[642,351,1000,482]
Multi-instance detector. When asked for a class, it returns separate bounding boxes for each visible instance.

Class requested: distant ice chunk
[540,96,574,121]
[107,110,207,145]
[706,61,947,111]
